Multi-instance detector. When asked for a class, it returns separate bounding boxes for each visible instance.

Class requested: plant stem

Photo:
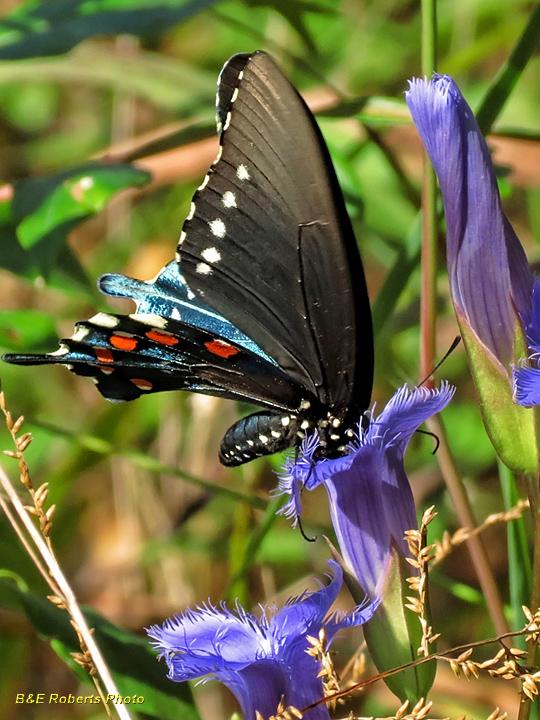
[427,415,509,637]
[517,474,540,720]
[499,461,532,649]
[420,0,438,386]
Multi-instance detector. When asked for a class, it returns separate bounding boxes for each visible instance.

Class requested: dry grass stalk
[0,390,131,720]
[432,500,529,566]
[306,628,341,705]
[439,629,540,701]
[256,698,303,720]
[405,505,439,657]
[393,698,433,719]
[523,605,540,644]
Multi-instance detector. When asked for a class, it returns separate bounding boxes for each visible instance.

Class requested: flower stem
[420,0,438,386]
[499,461,532,648]
[517,473,540,720]
[427,415,509,637]
[421,0,437,76]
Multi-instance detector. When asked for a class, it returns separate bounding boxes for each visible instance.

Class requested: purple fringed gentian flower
[406,76,539,474]
[278,383,454,598]
[406,75,532,366]
[147,562,377,720]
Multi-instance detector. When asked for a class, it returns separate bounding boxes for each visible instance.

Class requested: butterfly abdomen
[219,410,300,466]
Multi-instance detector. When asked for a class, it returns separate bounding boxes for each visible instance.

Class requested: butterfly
[3,51,373,467]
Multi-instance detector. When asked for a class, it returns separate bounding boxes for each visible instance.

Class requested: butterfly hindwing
[99,261,277,363]
[6,311,313,413]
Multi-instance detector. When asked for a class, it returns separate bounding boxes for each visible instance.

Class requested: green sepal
[363,547,435,704]
[459,318,539,475]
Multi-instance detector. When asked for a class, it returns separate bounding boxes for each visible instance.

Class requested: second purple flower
[406,75,539,474]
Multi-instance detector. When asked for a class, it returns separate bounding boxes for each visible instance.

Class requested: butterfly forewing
[178,51,373,421]
[3,51,373,465]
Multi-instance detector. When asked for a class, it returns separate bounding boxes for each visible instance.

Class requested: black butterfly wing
[5,309,313,412]
[178,51,373,421]
[3,51,372,464]
[99,260,277,363]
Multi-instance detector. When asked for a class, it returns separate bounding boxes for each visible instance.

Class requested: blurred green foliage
[0,0,539,718]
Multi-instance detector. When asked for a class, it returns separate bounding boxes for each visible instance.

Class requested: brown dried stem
[0,392,131,720]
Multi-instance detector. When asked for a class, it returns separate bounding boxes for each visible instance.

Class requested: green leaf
[459,317,539,475]
[363,549,435,704]
[0,163,150,289]
[476,1,540,134]
[372,214,421,337]
[244,0,332,56]
[0,310,58,351]
[499,460,532,650]
[0,0,223,60]
[0,577,201,720]
[16,165,150,249]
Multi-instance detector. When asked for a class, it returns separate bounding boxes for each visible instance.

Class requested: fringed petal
[513,364,540,406]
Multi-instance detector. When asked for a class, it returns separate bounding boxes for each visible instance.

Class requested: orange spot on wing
[205,340,240,358]
[146,329,179,346]
[95,348,114,364]
[110,334,138,351]
[131,378,153,391]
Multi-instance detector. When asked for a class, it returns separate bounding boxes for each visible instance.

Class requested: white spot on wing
[271,431,281,439]
[222,191,237,208]
[89,313,119,329]
[231,87,239,104]
[129,313,168,329]
[223,111,232,132]
[281,416,291,427]
[209,218,226,238]
[71,327,89,342]
[236,164,250,181]
[187,288,196,300]
[196,262,212,275]
[201,247,221,263]
[259,434,269,444]
[186,202,196,221]
[49,345,70,357]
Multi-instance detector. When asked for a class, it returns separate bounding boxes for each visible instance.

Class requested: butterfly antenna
[295,450,317,542]
[417,335,461,388]
[415,336,460,454]
[416,428,440,454]
[298,515,317,542]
